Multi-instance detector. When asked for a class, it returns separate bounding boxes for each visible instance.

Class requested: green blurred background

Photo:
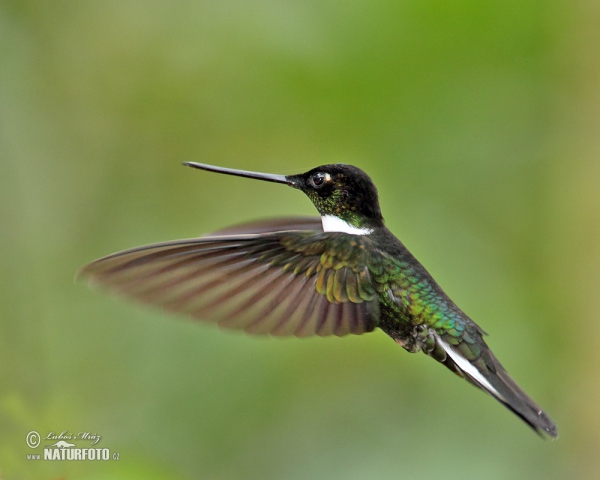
[1,1,599,479]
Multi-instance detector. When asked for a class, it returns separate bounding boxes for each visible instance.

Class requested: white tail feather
[436,335,502,399]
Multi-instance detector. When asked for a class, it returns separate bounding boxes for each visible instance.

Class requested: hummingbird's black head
[183,162,384,232]
[287,164,384,230]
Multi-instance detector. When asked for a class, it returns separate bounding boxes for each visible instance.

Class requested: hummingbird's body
[80,163,557,437]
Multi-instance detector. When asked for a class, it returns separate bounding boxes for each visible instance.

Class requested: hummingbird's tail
[432,333,558,438]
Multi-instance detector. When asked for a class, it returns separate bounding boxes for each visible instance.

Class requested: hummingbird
[79,162,557,438]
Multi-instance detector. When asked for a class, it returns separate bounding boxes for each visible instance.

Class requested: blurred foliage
[1,0,599,479]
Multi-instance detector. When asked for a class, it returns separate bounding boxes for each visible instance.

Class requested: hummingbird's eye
[311,172,326,188]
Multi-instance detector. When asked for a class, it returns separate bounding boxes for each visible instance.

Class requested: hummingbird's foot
[392,324,432,354]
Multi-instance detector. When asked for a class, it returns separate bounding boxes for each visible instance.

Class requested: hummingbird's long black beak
[183,162,296,187]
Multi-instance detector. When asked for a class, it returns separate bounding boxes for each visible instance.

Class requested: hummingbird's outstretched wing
[78,224,379,337]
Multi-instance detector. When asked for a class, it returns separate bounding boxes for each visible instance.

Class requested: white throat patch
[321,215,373,235]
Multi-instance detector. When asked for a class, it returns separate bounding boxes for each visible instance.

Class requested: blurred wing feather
[79,227,379,338]
[204,216,322,236]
